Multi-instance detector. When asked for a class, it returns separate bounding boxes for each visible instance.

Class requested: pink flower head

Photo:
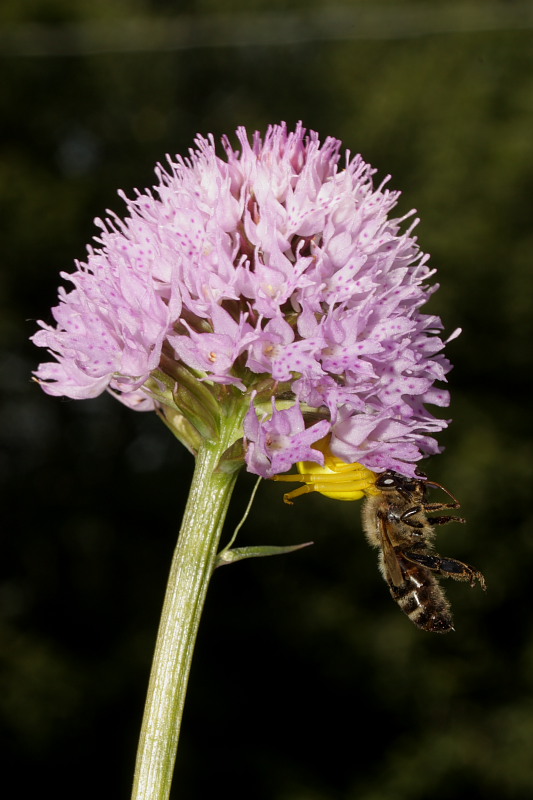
[33,122,458,478]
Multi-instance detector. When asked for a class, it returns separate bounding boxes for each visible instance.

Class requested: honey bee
[361,471,486,633]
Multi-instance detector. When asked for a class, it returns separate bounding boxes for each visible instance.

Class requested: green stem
[131,426,242,800]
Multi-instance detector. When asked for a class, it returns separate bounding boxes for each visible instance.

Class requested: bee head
[375,470,424,495]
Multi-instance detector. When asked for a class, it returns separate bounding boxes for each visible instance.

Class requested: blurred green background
[2,1,533,798]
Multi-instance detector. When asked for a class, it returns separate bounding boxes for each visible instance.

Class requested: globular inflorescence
[33,122,457,479]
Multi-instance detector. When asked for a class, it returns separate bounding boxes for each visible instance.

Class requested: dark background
[3,1,533,798]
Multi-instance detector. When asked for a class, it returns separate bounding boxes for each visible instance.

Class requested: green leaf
[215,439,245,474]
[215,541,313,568]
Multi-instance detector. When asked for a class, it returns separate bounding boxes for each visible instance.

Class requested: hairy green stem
[131,429,242,800]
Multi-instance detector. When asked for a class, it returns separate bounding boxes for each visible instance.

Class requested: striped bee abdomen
[389,557,454,633]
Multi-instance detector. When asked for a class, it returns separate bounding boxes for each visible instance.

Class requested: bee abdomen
[389,572,454,633]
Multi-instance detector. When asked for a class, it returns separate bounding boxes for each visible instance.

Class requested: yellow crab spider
[272,436,380,504]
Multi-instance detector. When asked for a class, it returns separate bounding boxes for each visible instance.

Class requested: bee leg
[401,507,466,529]
[403,551,487,590]
[424,500,461,512]
[399,505,425,528]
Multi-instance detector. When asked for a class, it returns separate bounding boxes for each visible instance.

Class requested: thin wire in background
[1,2,533,58]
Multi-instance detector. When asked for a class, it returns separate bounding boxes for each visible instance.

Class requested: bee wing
[377,515,404,587]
